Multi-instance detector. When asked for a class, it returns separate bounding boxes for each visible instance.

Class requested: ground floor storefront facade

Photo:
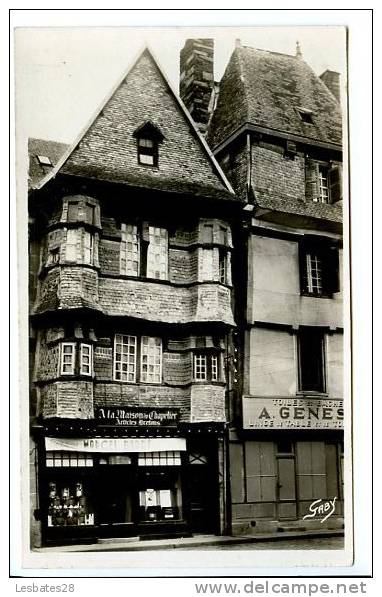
[31,416,227,547]
[229,431,344,535]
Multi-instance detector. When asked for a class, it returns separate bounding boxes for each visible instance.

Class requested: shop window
[298,327,326,393]
[138,451,181,466]
[47,479,94,527]
[300,241,340,296]
[46,451,93,467]
[120,224,140,276]
[113,334,137,382]
[140,337,162,383]
[99,455,132,465]
[194,352,221,382]
[146,227,168,280]
[60,343,76,375]
[305,159,342,204]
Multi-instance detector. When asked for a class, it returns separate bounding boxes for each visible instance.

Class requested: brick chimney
[319,69,341,103]
[180,39,214,133]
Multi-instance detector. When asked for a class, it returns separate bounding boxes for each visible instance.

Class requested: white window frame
[120,224,140,276]
[60,342,76,375]
[219,249,228,284]
[317,166,329,204]
[194,354,207,381]
[305,253,323,295]
[113,334,137,383]
[80,343,93,376]
[141,337,162,384]
[211,354,219,381]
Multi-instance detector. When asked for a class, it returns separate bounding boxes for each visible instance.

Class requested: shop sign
[95,407,180,428]
[45,436,187,453]
[242,396,344,430]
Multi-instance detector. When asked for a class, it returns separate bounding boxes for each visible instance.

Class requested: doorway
[276,442,297,520]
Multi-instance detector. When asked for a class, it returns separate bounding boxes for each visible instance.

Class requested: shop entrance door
[276,456,297,520]
[97,462,135,535]
[187,464,218,534]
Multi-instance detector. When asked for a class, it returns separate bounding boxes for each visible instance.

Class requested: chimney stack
[319,69,341,103]
[180,39,214,133]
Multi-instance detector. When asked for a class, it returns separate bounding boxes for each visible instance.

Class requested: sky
[15,25,346,144]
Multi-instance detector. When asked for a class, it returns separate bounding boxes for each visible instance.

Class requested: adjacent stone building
[181,39,344,535]
[28,48,238,546]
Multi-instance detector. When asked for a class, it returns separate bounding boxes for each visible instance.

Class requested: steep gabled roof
[32,47,235,202]
[28,138,69,189]
[207,46,343,150]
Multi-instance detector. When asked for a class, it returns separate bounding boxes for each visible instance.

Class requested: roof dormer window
[297,108,314,124]
[37,155,52,166]
[133,121,165,168]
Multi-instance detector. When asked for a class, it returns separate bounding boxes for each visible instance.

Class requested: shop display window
[46,451,93,467]
[138,451,181,466]
[47,480,94,527]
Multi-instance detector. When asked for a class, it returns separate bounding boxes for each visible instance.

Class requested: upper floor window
[119,224,168,280]
[120,224,140,276]
[300,239,340,297]
[298,328,326,393]
[113,334,162,384]
[64,229,95,265]
[297,107,314,124]
[60,342,93,377]
[305,159,342,204]
[133,121,164,168]
[193,352,221,382]
[219,249,228,284]
[65,198,97,225]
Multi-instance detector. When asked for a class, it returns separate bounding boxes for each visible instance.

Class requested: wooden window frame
[113,334,137,383]
[80,343,93,376]
[140,336,162,384]
[297,328,326,394]
[60,342,76,376]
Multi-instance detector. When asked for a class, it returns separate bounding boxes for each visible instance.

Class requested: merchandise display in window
[47,481,94,527]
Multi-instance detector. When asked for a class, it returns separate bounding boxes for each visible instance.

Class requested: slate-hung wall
[32,194,232,424]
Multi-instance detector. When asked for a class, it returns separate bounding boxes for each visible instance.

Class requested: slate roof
[28,138,69,189]
[31,48,235,203]
[207,46,343,150]
[253,188,342,224]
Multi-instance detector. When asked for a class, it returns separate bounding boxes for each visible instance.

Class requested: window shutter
[329,164,343,203]
[305,159,319,202]
[298,240,307,293]
[325,247,340,294]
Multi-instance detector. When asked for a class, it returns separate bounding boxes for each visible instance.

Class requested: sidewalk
[34,529,344,553]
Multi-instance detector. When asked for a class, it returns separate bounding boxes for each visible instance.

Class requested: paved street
[171,537,344,551]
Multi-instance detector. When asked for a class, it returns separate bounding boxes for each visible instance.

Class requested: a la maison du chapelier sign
[243,396,344,430]
[95,407,180,428]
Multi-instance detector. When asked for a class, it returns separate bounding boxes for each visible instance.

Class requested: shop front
[36,408,223,545]
[229,396,344,535]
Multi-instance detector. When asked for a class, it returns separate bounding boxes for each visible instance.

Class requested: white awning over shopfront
[45,437,187,453]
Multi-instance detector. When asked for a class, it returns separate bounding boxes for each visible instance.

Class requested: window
[47,247,60,265]
[138,138,157,166]
[65,229,79,261]
[67,201,79,221]
[60,343,76,375]
[297,108,314,124]
[300,241,340,296]
[84,203,95,225]
[305,159,343,203]
[80,344,92,376]
[317,166,329,203]
[219,249,228,284]
[194,352,221,382]
[37,155,52,166]
[298,328,326,393]
[114,334,137,382]
[120,224,140,276]
[60,342,93,376]
[46,452,93,467]
[141,337,162,383]
[83,232,94,264]
[138,451,181,466]
[147,227,168,280]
